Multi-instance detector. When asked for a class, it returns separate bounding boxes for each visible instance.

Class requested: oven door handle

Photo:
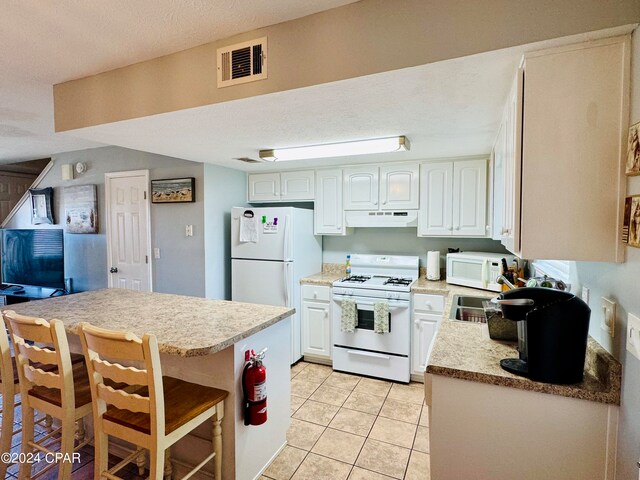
[333,297,408,308]
[347,350,391,360]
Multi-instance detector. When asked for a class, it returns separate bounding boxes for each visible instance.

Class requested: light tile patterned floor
[262,362,431,480]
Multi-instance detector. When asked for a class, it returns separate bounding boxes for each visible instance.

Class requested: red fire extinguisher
[243,348,268,426]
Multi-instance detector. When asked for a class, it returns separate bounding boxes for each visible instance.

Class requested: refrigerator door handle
[284,262,292,307]
[284,214,292,261]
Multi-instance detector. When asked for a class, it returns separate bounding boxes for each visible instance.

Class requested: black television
[1,229,65,289]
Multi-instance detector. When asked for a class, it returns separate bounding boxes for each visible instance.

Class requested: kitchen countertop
[6,288,295,357]
[427,315,622,405]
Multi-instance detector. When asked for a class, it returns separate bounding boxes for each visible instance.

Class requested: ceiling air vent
[234,157,263,164]
[217,37,267,88]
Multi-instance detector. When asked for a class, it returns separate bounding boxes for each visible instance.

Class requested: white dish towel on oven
[374,302,389,334]
[340,299,357,332]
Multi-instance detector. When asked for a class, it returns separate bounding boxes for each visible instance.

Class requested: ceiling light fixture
[259,136,410,162]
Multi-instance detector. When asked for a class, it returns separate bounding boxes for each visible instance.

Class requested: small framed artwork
[623,195,640,247]
[625,121,640,176]
[151,177,195,203]
[29,187,54,225]
[64,184,98,234]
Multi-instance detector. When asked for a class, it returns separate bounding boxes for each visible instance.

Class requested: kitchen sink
[449,294,495,323]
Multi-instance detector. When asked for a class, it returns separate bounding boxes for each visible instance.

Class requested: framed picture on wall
[623,195,640,248]
[625,121,640,176]
[151,177,195,203]
[64,184,98,234]
[29,187,54,225]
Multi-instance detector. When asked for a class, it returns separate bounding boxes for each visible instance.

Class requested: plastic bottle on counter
[346,254,351,276]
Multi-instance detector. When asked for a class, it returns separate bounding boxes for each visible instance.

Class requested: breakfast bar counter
[8,288,295,480]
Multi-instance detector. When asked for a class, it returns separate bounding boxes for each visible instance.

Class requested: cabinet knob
[313,292,317,298]
[447,225,452,231]
[455,226,460,230]
[382,200,387,205]
[374,201,378,206]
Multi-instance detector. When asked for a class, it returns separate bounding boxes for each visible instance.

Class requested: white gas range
[332,254,419,383]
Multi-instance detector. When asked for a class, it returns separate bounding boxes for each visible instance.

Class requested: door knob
[110,267,118,273]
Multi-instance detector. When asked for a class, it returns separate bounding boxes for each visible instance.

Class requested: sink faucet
[496,275,516,290]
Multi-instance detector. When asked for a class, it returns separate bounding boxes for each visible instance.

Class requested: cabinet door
[418,162,453,236]
[412,312,439,375]
[343,166,379,210]
[501,69,523,254]
[301,299,331,359]
[380,163,419,210]
[452,159,487,236]
[491,119,506,240]
[248,173,280,202]
[315,169,345,235]
[281,171,315,201]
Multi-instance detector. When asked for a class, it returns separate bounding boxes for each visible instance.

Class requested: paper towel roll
[426,251,440,280]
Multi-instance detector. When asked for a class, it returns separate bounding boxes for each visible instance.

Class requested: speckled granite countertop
[300,271,344,286]
[427,316,622,405]
[6,289,295,357]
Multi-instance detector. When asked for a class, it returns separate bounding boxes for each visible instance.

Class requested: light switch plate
[601,297,616,337]
[153,248,160,259]
[185,225,193,237]
[582,286,590,305]
[626,313,640,361]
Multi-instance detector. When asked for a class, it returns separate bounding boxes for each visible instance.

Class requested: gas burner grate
[384,277,412,286]
[341,275,371,283]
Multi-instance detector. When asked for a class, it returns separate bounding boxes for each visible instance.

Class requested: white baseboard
[253,441,286,480]
[301,355,332,366]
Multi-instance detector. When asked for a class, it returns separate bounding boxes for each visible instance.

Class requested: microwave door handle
[481,259,489,289]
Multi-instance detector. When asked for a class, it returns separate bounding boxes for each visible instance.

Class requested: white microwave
[446,252,516,292]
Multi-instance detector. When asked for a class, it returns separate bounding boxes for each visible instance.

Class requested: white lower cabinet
[411,293,444,377]
[301,285,331,362]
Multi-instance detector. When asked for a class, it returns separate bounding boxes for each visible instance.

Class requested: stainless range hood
[344,210,418,228]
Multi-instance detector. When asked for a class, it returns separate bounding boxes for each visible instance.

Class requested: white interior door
[105,171,152,291]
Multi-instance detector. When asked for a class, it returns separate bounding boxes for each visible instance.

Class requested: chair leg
[44,414,53,432]
[0,391,15,478]
[19,405,35,480]
[163,448,173,480]
[94,431,109,480]
[57,416,75,480]
[213,403,224,480]
[149,447,165,480]
[136,449,146,476]
[75,417,85,443]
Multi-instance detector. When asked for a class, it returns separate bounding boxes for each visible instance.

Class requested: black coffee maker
[497,287,590,384]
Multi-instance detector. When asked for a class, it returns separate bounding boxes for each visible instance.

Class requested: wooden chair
[0,318,18,478]
[3,310,93,480]
[78,322,228,480]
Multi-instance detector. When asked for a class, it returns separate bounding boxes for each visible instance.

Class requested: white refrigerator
[231,206,322,364]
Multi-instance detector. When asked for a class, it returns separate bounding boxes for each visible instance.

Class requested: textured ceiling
[0,0,359,162]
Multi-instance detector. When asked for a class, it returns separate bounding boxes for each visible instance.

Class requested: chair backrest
[3,310,75,409]
[0,317,14,393]
[77,323,164,438]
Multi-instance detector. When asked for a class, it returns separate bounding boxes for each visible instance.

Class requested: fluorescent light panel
[259,136,410,161]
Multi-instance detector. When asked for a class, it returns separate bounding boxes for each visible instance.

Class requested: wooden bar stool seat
[3,310,94,480]
[78,323,228,480]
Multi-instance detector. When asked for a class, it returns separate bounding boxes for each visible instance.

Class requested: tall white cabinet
[314,169,349,235]
[418,159,487,237]
[497,35,629,261]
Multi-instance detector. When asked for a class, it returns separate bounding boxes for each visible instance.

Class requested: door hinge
[145,255,148,264]
[144,191,147,200]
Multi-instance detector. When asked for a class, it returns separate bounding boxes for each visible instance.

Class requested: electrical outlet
[626,313,640,361]
[581,286,590,305]
[185,225,193,237]
[600,297,616,337]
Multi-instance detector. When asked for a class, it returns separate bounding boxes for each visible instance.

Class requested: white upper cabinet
[418,159,487,237]
[315,169,349,235]
[344,163,419,211]
[281,171,315,200]
[343,166,379,210]
[499,36,629,261]
[380,163,420,210]
[248,173,280,202]
[452,160,487,236]
[248,171,315,202]
[418,162,453,236]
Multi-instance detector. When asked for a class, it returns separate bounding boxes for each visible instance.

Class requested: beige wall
[53,0,639,132]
